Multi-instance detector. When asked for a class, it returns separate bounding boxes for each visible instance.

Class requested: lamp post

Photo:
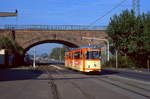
[33,47,36,69]
[82,37,110,61]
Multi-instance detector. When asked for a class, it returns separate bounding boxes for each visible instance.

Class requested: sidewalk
[104,67,150,75]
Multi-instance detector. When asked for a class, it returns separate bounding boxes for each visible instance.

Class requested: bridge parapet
[0,25,107,31]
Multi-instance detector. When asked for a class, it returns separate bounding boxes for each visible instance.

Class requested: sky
[0,0,150,54]
[1,0,150,25]
[27,43,63,55]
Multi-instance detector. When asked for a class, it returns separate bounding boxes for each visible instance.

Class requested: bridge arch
[23,39,79,55]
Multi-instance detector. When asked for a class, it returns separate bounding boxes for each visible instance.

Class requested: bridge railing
[0,25,107,30]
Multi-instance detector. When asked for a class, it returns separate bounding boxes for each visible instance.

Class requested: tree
[0,36,23,54]
[50,47,68,61]
[0,36,24,66]
[107,9,150,67]
[40,53,49,58]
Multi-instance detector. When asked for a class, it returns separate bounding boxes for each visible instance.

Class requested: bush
[0,36,23,54]
[103,55,138,68]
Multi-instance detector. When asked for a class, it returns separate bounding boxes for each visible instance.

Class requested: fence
[0,25,107,30]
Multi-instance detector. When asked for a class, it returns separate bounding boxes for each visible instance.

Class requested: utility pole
[132,0,140,15]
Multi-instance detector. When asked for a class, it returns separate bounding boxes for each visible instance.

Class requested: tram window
[68,54,70,59]
[74,52,80,59]
[86,51,101,59]
[80,51,83,59]
[69,53,72,59]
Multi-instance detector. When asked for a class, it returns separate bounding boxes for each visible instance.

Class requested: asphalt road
[104,68,150,82]
[0,65,149,99]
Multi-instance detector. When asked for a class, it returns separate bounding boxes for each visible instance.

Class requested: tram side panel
[73,59,84,71]
[65,53,70,68]
[65,59,69,68]
[65,53,74,70]
[65,58,101,72]
[66,59,73,69]
[84,60,101,72]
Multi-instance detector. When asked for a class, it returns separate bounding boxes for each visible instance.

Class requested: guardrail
[0,25,107,30]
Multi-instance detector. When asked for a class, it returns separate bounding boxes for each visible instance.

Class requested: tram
[65,46,101,72]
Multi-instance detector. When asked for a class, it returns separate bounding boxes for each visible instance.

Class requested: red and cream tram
[65,47,101,72]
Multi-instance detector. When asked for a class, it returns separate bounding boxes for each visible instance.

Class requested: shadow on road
[37,69,119,81]
[0,69,43,82]
[83,69,119,75]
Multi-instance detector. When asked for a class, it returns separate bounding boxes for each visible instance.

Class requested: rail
[0,25,107,30]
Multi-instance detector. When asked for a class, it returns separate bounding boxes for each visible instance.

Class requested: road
[0,65,150,99]
[104,68,150,82]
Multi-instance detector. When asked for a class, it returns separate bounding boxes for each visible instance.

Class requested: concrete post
[33,47,36,69]
[115,49,118,69]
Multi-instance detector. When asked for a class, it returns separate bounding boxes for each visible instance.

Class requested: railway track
[96,78,150,98]
[47,70,60,99]
[105,76,150,92]
[55,69,94,99]
[56,66,150,98]
[46,66,93,99]
[94,75,150,98]
[45,65,150,99]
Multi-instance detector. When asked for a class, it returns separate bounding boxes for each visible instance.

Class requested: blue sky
[28,43,63,55]
[1,0,150,25]
[0,0,150,54]
[2,0,150,25]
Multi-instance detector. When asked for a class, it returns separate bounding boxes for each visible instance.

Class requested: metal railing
[0,25,107,30]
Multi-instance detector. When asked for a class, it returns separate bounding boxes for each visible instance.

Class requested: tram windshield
[86,51,101,59]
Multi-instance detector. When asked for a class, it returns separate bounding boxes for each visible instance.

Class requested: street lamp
[82,37,110,61]
[33,47,36,69]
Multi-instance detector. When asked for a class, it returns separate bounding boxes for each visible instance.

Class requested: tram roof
[70,46,101,50]
[80,46,101,49]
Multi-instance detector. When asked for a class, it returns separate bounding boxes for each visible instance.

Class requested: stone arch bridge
[0,25,108,54]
